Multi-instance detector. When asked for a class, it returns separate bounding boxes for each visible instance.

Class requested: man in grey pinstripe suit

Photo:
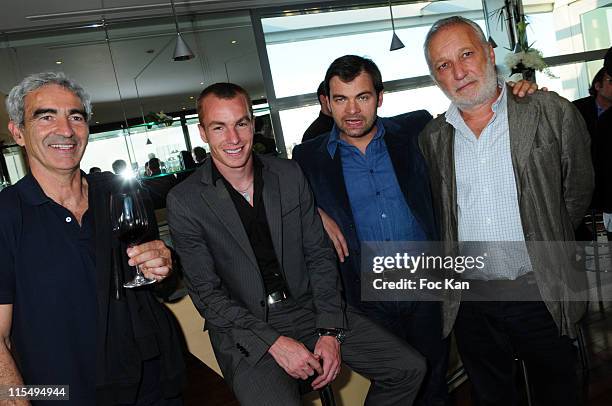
[167,82,426,406]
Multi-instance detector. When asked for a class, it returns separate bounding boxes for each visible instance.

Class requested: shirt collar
[327,117,385,158]
[16,173,51,206]
[211,153,262,185]
[16,171,91,206]
[445,79,506,132]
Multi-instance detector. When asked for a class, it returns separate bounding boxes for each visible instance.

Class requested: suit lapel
[507,90,538,200]
[434,122,458,234]
[262,164,283,263]
[316,141,354,223]
[198,159,258,268]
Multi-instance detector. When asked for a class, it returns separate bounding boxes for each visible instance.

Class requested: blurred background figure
[143,157,177,209]
[301,81,334,143]
[88,167,101,174]
[192,146,207,166]
[573,51,612,241]
[253,115,277,155]
[111,159,127,176]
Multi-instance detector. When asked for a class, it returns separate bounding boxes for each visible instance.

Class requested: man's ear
[8,121,26,147]
[377,91,384,108]
[198,123,209,144]
[594,81,602,92]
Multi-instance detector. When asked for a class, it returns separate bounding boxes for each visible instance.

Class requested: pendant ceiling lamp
[170,0,195,61]
[388,1,405,51]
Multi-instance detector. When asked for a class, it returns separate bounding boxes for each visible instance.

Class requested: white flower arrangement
[503,20,557,79]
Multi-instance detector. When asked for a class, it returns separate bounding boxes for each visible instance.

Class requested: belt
[266,290,289,305]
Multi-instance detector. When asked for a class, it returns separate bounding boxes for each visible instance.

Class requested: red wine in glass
[110,188,156,288]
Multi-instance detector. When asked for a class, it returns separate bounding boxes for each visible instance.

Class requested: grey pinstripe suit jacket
[167,155,347,384]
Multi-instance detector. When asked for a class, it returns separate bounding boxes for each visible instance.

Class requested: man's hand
[268,336,322,380]
[127,240,172,281]
[311,335,341,390]
[317,208,348,263]
[508,80,548,97]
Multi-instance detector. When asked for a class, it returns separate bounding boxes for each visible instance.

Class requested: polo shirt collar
[327,117,385,158]
[16,174,52,206]
[16,171,90,206]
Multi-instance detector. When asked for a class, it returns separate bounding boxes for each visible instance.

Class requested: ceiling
[0,0,336,125]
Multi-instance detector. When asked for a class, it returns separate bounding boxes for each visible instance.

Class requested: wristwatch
[317,328,346,344]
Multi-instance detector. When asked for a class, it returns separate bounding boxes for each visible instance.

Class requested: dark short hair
[324,55,384,97]
[148,157,160,172]
[316,81,326,102]
[193,146,207,162]
[589,67,606,96]
[112,159,127,174]
[196,82,252,123]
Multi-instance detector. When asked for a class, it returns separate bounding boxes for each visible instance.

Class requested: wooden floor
[183,303,612,406]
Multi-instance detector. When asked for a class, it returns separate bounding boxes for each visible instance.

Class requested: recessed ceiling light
[95,121,100,124]
[200,82,204,85]
[189,96,194,100]
[231,40,238,44]
[55,60,63,65]
[182,107,186,110]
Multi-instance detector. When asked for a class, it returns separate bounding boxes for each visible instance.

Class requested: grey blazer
[419,86,594,338]
[167,155,346,383]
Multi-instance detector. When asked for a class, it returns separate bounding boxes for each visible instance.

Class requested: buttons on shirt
[381,213,387,219]
[65,216,72,223]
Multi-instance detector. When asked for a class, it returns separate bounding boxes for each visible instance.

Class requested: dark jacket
[293,111,438,306]
[167,155,346,385]
[573,95,612,211]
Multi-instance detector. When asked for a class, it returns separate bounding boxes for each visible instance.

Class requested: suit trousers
[455,300,578,406]
[359,301,449,406]
[231,298,426,406]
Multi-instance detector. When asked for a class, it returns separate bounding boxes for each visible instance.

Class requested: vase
[522,68,536,82]
[511,62,536,83]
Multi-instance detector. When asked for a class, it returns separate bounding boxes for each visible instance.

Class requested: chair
[518,322,589,406]
[299,379,336,406]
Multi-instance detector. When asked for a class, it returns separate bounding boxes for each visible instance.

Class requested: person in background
[0,72,185,405]
[143,157,177,209]
[419,16,593,406]
[573,54,612,241]
[111,158,127,175]
[253,115,277,155]
[192,146,207,166]
[179,150,196,170]
[89,166,101,174]
[301,81,335,143]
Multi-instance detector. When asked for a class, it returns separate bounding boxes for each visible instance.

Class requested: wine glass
[110,187,156,288]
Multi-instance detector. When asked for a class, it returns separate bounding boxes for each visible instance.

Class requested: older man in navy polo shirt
[0,72,184,405]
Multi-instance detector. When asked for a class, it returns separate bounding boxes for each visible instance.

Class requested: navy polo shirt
[0,174,96,405]
[327,120,427,242]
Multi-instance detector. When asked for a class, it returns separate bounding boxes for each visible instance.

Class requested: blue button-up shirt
[327,119,426,242]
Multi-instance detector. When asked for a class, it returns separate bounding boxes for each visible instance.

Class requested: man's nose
[226,127,240,143]
[452,63,468,81]
[345,99,360,114]
[55,116,75,137]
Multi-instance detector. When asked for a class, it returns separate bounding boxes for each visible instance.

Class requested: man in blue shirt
[293,55,446,406]
[0,72,184,405]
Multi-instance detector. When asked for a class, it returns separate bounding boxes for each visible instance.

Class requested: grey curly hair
[6,72,92,126]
